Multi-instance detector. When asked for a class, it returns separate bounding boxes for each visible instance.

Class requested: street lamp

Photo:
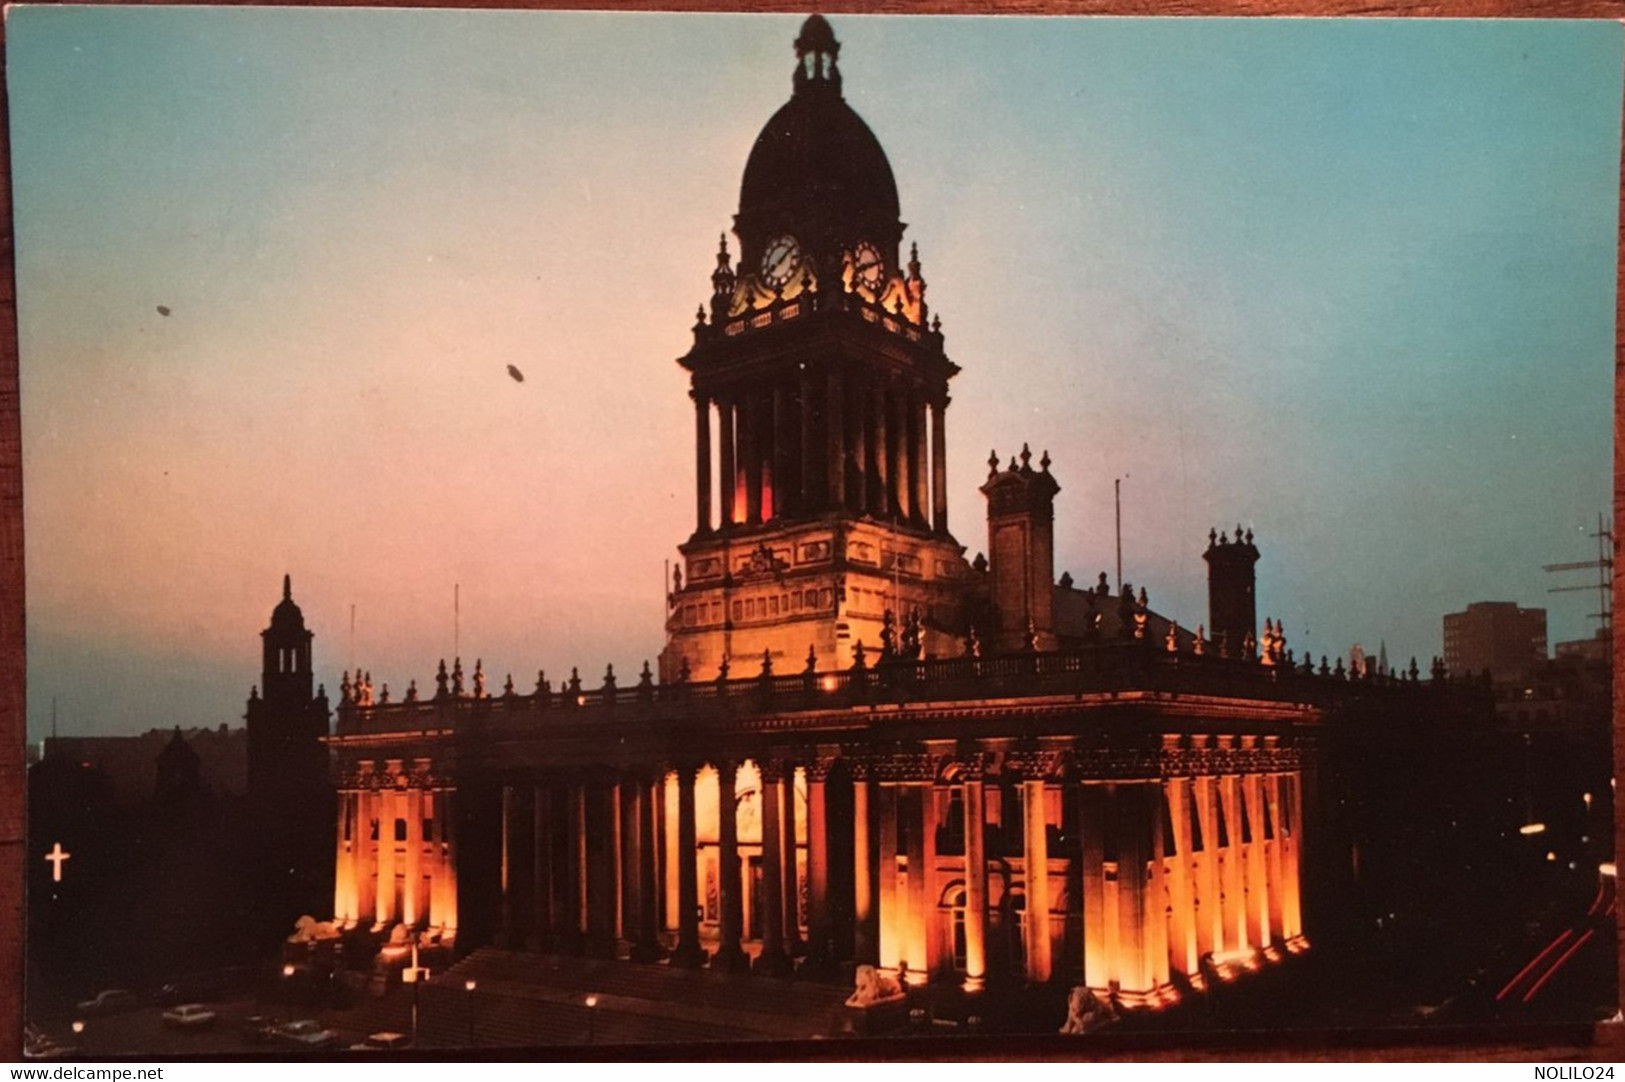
[402,942,427,1046]
[70,1021,84,1036]
[464,979,477,1047]
[584,994,599,1045]
[282,964,296,1015]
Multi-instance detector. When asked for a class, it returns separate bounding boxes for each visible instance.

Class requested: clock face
[761,235,801,289]
[853,242,885,292]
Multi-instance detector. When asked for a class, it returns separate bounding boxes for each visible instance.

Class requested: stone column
[671,764,705,967]
[497,784,515,944]
[531,782,553,950]
[910,389,928,528]
[404,787,424,928]
[826,364,846,510]
[891,385,911,523]
[1022,778,1052,982]
[805,760,833,969]
[1079,782,1107,989]
[635,776,665,961]
[781,766,804,953]
[1114,783,1154,996]
[756,760,791,974]
[904,783,937,980]
[872,380,890,517]
[1263,774,1286,944]
[1241,773,1270,948]
[853,772,877,965]
[1282,771,1304,940]
[614,779,630,947]
[375,786,397,928]
[439,786,459,938]
[930,396,948,532]
[962,777,989,989]
[743,392,763,526]
[772,380,789,520]
[571,783,590,942]
[718,396,737,528]
[1218,774,1247,951]
[1193,775,1221,956]
[713,761,748,971]
[334,789,356,926]
[662,772,680,933]
[876,784,901,971]
[1165,777,1199,978]
[695,393,711,533]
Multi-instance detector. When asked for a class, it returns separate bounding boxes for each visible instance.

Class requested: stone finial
[1219,530,1229,545]
[1023,616,1038,652]
[472,659,486,698]
[451,657,465,697]
[987,449,999,479]
[1194,626,1205,655]
[1040,449,1051,472]
[1097,572,1110,596]
[1209,526,1218,547]
[567,667,583,696]
[603,663,617,691]
[1243,631,1257,661]
[852,640,868,671]
[760,649,774,678]
[340,670,353,704]
[879,609,896,658]
[1166,622,1179,653]
[436,659,449,699]
[716,656,730,682]
[1137,586,1148,607]
[972,552,988,573]
[931,313,941,334]
[805,644,818,675]
[639,660,654,686]
[502,673,515,698]
[1245,528,1254,544]
[1333,656,1346,678]
[405,679,419,703]
[249,684,259,700]
[535,669,549,696]
[1019,443,1032,471]
[1059,570,1074,590]
[965,625,981,659]
[1319,655,1331,677]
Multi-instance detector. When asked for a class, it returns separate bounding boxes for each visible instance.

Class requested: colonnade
[693,364,949,534]
[332,747,1306,1005]
[333,758,459,938]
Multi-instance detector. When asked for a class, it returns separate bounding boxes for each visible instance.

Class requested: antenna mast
[1544,511,1613,632]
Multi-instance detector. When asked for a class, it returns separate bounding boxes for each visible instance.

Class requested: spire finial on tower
[283,574,292,601]
[793,15,842,95]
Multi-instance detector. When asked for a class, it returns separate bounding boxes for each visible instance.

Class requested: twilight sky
[10,10,1620,740]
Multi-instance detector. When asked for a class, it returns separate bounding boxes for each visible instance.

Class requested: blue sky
[9,10,1620,738]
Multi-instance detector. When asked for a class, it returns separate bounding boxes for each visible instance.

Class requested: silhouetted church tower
[245,575,332,921]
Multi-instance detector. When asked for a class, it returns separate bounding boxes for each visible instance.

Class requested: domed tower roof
[268,574,307,632]
[736,16,903,273]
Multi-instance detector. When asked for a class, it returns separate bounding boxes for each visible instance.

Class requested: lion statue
[1059,985,1119,1034]
[287,914,340,943]
[845,964,904,1007]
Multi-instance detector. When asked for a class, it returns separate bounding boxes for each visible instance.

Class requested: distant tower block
[980,446,1060,653]
[1204,526,1259,658]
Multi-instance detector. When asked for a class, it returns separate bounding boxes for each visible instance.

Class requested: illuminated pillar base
[1106,982,1182,1012]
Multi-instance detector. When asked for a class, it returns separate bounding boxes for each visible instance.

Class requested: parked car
[272,1019,338,1049]
[76,989,139,1015]
[160,1003,217,1029]
[239,1015,280,1043]
[348,1031,411,1051]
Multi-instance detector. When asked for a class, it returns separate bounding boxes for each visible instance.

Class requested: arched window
[948,887,968,971]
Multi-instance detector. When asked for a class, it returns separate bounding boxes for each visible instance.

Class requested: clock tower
[662,16,972,681]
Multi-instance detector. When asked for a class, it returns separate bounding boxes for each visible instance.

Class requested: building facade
[1442,601,1548,683]
[315,17,1465,1011]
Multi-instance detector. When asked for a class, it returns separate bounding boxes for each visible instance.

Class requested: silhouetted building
[244,575,333,922]
[42,725,245,806]
[1442,601,1548,682]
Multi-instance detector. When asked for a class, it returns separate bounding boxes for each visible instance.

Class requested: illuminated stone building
[317,17,1461,1011]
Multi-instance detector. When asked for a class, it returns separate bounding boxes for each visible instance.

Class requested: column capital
[756,756,786,784]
